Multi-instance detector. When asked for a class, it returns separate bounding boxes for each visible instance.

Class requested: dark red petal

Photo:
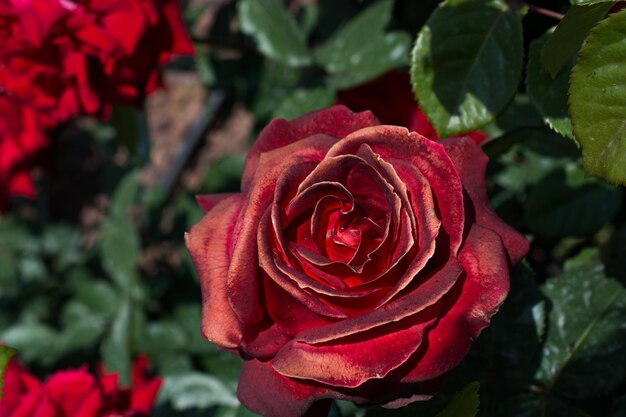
[293,260,462,344]
[43,368,97,414]
[258,209,352,316]
[271,315,436,388]
[185,195,244,349]
[401,224,510,382]
[237,359,331,417]
[265,278,333,336]
[241,320,293,360]
[441,137,529,264]
[196,193,238,214]
[327,126,465,255]
[228,135,338,325]
[242,105,379,192]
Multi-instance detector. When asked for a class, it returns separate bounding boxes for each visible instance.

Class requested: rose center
[324,205,384,265]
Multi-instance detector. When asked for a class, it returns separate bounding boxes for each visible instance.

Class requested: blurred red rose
[186,106,528,416]
[0,96,50,213]
[0,356,161,417]
[0,0,194,122]
[338,71,488,144]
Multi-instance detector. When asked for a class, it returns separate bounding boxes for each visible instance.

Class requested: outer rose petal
[186,194,245,349]
[271,315,436,388]
[238,359,332,417]
[400,224,511,382]
[242,105,379,192]
[441,137,529,264]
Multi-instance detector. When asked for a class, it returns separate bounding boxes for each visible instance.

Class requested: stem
[527,4,565,20]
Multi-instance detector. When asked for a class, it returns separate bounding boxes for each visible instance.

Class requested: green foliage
[527,32,574,138]
[570,8,626,183]
[238,0,311,66]
[540,3,613,78]
[410,0,524,136]
[537,262,626,398]
[314,0,411,88]
[435,382,480,417]
[524,164,622,237]
[0,345,15,399]
[274,88,335,120]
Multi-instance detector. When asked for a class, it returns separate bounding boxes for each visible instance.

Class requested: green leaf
[541,3,613,78]
[1,323,59,365]
[314,0,411,89]
[101,299,133,385]
[252,63,300,120]
[411,0,523,136]
[527,32,573,138]
[195,47,216,86]
[110,170,140,219]
[99,218,140,290]
[537,263,626,397]
[569,8,626,183]
[525,165,622,237]
[0,345,16,399]
[435,381,480,417]
[238,0,311,66]
[274,87,336,120]
[158,372,239,410]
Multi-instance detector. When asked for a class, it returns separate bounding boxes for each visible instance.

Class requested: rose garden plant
[2,1,626,417]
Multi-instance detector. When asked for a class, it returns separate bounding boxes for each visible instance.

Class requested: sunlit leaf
[569,8,626,183]
[238,0,311,66]
[411,0,523,136]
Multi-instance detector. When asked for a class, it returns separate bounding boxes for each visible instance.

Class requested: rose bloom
[0,96,50,213]
[186,105,528,416]
[338,71,488,144]
[0,356,161,417]
[0,0,194,122]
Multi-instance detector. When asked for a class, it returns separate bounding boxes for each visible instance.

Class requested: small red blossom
[0,357,161,417]
[0,96,50,213]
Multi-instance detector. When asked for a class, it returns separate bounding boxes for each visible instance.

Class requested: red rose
[0,96,50,212]
[338,71,488,144]
[186,106,528,416]
[0,0,193,122]
[0,357,161,417]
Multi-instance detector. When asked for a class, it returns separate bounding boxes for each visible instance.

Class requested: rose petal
[228,135,338,324]
[237,359,332,417]
[327,126,465,255]
[242,105,379,192]
[271,314,437,388]
[185,194,244,349]
[293,259,462,344]
[400,224,510,382]
[441,137,529,264]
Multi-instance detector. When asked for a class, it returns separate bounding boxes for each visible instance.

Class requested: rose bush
[187,105,528,416]
[0,356,161,417]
